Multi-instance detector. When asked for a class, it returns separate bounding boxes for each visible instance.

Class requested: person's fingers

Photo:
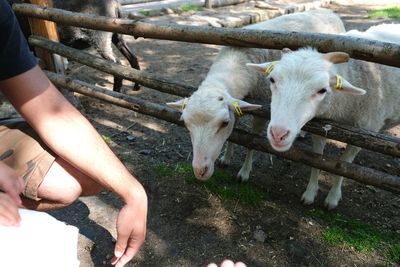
[0,193,20,226]
[113,231,129,262]
[0,165,23,206]
[220,260,235,267]
[17,176,25,194]
[207,263,218,267]
[234,262,247,267]
[114,245,139,267]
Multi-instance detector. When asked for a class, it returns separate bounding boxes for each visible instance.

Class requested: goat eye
[317,88,327,94]
[220,120,229,128]
[269,77,275,83]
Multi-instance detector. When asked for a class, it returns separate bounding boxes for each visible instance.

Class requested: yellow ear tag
[265,61,278,76]
[335,75,343,90]
[182,98,187,111]
[233,101,243,116]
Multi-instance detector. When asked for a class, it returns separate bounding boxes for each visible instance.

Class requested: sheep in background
[343,23,400,44]
[247,32,400,208]
[9,0,140,92]
[167,9,346,181]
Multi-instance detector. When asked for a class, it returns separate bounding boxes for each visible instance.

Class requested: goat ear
[246,62,275,74]
[166,98,186,111]
[323,52,350,64]
[329,75,366,95]
[282,47,292,54]
[228,98,262,111]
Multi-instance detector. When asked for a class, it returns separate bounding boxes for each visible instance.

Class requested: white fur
[249,28,400,208]
[343,23,400,44]
[168,9,346,181]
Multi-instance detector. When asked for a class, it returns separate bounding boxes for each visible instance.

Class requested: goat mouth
[193,167,214,180]
[270,141,292,152]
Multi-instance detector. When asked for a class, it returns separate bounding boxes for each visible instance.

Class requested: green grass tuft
[309,209,400,263]
[101,135,112,143]
[138,10,150,16]
[368,6,400,19]
[154,162,264,206]
[387,243,400,263]
[174,5,204,12]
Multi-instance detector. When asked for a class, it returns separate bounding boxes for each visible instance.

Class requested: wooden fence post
[205,0,213,8]
[26,0,62,72]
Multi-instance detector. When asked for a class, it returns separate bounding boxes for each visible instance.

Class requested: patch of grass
[138,10,150,16]
[101,135,112,143]
[368,6,400,19]
[387,244,400,263]
[154,162,264,206]
[309,209,400,264]
[120,154,131,162]
[154,162,174,177]
[174,5,204,13]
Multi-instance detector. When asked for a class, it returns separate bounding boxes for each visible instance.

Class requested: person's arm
[0,65,147,267]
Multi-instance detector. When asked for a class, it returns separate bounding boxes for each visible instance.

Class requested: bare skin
[207,260,247,267]
[0,65,148,267]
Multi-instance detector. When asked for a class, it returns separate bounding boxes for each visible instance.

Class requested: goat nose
[270,127,290,142]
[200,165,209,177]
[194,165,209,178]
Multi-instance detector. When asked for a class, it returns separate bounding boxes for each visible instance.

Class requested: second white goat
[247,29,400,208]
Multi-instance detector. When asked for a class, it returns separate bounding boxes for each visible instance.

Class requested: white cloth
[0,209,80,267]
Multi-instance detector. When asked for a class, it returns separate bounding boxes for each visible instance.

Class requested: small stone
[162,7,174,14]
[127,135,136,141]
[253,229,267,243]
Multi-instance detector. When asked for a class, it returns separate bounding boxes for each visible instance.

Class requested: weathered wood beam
[14,3,400,68]
[30,36,400,158]
[45,71,400,194]
[119,0,161,5]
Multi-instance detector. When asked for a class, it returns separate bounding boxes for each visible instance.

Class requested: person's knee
[53,182,82,205]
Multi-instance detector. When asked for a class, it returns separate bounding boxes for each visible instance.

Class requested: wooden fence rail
[29,35,400,158]
[13,3,400,68]
[45,71,400,194]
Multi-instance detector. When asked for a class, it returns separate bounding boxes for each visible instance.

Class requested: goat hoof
[301,191,316,205]
[236,173,249,183]
[324,198,341,210]
[324,191,342,210]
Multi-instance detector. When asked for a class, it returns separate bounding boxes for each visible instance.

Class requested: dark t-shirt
[0,0,37,81]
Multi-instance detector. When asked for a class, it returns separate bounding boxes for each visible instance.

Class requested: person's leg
[23,156,103,211]
[0,118,102,211]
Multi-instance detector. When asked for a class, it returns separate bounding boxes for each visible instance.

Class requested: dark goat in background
[9,0,140,92]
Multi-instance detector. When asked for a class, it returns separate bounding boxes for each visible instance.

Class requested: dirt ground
[40,2,400,267]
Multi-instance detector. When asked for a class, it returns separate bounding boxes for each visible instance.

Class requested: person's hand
[111,188,148,267]
[0,162,24,226]
[207,260,247,267]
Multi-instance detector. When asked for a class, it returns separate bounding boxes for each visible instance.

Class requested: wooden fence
[12,4,400,193]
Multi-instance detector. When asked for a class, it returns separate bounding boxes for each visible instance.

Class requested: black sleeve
[0,0,37,81]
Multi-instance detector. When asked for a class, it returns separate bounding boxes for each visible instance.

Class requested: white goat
[167,9,346,181]
[247,30,400,208]
[344,23,400,44]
